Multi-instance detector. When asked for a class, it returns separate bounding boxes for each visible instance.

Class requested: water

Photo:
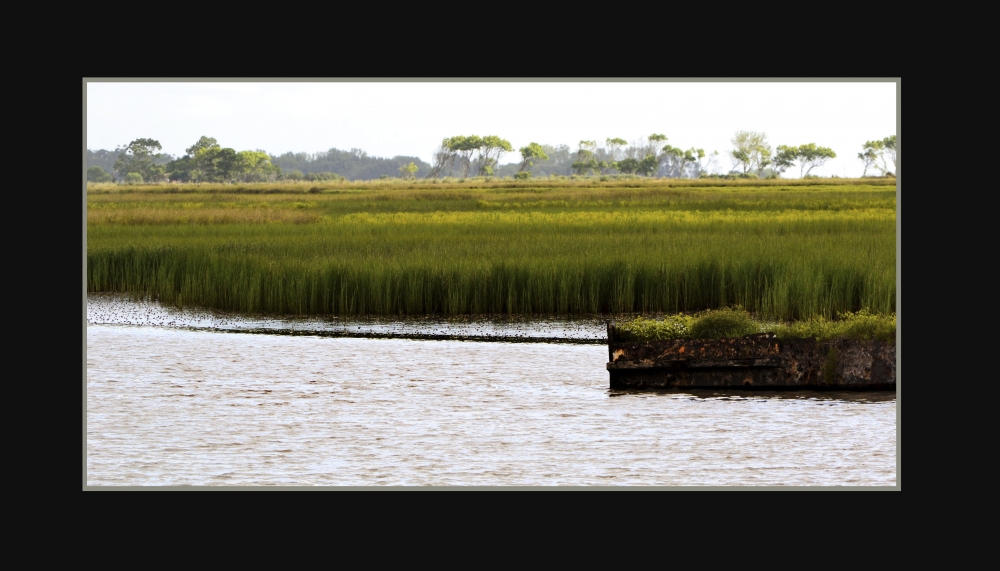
[86,297,897,486]
[86,293,608,343]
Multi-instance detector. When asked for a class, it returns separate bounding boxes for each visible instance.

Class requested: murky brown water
[86,320,897,486]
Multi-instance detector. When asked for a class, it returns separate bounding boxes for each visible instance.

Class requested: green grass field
[87,178,896,321]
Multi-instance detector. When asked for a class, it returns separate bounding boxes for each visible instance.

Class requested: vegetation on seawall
[614,308,896,342]
[87,179,896,321]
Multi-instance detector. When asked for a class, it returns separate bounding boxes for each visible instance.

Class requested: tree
[616,157,639,174]
[174,141,242,183]
[858,141,881,177]
[87,166,113,183]
[426,138,457,178]
[695,150,720,176]
[268,147,431,181]
[475,135,512,176]
[620,134,669,176]
[166,136,221,182]
[661,145,703,178]
[603,137,627,174]
[88,148,125,179]
[398,161,418,178]
[881,135,897,174]
[449,135,482,177]
[517,142,548,175]
[730,131,772,175]
[186,136,219,157]
[193,146,239,182]
[123,172,144,185]
[572,140,599,175]
[235,150,277,182]
[646,134,668,159]
[796,143,836,177]
[114,138,166,183]
[770,145,798,177]
[638,154,660,176]
[166,156,194,182]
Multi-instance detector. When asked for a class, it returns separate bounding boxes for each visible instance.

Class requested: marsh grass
[86,176,894,195]
[616,308,896,342]
[87,181,896,320]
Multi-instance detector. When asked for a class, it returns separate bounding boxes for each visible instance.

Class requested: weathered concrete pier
[606,324,895,390]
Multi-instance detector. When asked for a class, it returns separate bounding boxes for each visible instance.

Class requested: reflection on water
[87,315,897,486]
[608,389,897,403]
[86,293,608,343]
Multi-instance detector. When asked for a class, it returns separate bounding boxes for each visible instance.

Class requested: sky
[86,80,897,178]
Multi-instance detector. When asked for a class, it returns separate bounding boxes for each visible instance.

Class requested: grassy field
[87,178,896,321]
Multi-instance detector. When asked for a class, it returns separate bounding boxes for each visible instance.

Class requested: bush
[514,172,531,180]
[688,308,758,339]
[123,172,144,185]
[616,314,696,340]
[772,310,895,342]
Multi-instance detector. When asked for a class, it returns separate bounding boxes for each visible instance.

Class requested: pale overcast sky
[86,80,897,178]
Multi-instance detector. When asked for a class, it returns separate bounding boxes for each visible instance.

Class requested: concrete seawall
[606,324,896,390]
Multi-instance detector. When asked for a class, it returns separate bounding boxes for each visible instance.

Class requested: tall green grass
[87,182,896,319]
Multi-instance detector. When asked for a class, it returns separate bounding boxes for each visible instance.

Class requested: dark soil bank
[607,328,895,390]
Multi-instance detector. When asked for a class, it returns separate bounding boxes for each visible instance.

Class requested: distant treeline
[87,132,896,184]
[87,138,434,184]
[270,148,432,181]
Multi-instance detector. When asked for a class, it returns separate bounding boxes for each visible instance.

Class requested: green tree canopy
[234,150,278,182]
[186,136,219,157]
[518,142,549,173]
[616,157,639,174]
[447,135,483,177]
[858,140,882,177]
[572,141,600,175]
[638,154,660,176]
[660,145,704,178]
[769,145,798,177]
[87,165,113,183]
[114,138,165,183]
[796,143,837,177]
[475,135,513,176]
[730,131,772,175]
